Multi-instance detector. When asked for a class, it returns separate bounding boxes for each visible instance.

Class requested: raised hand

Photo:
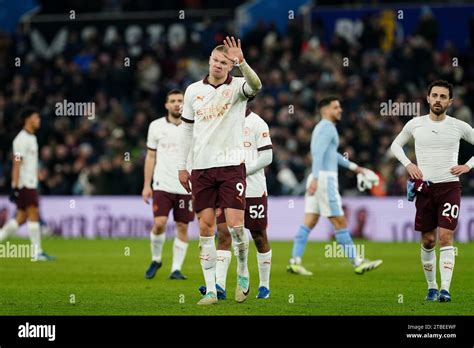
[223,36,244,65]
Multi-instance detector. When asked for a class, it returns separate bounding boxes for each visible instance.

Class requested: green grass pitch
[0,238,473,315]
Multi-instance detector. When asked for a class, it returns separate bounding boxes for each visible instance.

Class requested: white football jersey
[182,74,251,170]
[392,115,473,183]
[12,129,38,189]
[146,117,191,195]
[244,111,272,197]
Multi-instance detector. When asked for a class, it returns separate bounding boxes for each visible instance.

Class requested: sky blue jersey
[311,119,351,178]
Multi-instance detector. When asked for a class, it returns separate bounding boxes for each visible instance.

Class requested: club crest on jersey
[222,89,232,98]
[243,127,250,136]
[195,95,204,101]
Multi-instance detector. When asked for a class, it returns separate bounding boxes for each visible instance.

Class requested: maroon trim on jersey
[242,82,254,100]
[147,146,157,151]
[203,74,233,88]
[181,117,194,123]
[245,108,252,117]
[166,115,181,126]
[257,145,273,152]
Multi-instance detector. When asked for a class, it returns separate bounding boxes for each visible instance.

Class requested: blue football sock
[292,225,311,259]
[334,228,359,266]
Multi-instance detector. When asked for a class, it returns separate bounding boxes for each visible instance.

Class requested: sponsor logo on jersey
[195,103,232,121]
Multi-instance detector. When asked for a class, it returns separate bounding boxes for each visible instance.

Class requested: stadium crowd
[0,4,473,196]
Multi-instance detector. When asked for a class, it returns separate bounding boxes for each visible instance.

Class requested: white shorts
[304,171,343,217]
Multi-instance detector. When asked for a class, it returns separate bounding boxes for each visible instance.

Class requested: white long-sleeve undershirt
[390,115,473,183]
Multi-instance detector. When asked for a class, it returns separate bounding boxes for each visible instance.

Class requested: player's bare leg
[217,223,232,250]
[176,222,189,243]
[0,210,26,242]
[145,216,167,279]
[288,213,319,275]
[169,222,189,280]
[250,228,272,299]
[421,229,439,301]
[197,208,218,305]
[225,207,249,303]
[329,215,382,274]
[438,227,455,302]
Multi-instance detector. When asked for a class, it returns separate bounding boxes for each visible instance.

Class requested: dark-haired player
[287,96,382,275]
[0,107,55,261]
[391,80,473,302]
[142,90,194,280]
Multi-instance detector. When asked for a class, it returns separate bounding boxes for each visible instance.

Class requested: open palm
[223,36,244,64]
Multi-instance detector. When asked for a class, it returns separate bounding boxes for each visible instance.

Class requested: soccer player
[178,36,262,305]
[391,80,473,302]
[198,108,273,300]
[142,89,194,280]
[0,107,55,261]
[287,96,382,275]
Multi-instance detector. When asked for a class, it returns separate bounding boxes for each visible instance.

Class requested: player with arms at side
[0,107,55,261]
[199,107,273,299]
[391,80,473,302]
[142,89,194,280]
[287,96,382,275]
[178,36,262,305]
